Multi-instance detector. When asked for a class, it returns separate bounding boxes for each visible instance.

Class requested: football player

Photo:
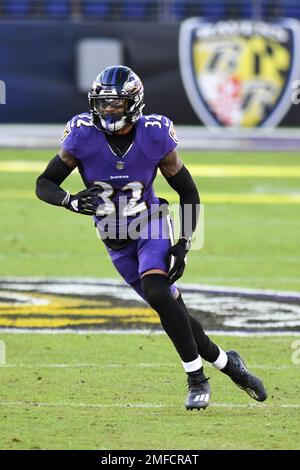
[36,65,267,409]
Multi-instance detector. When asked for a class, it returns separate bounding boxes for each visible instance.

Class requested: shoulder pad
[70,113,94,130]
[141,114,172,143]
[139,114,177,162]
[61,113,94,144]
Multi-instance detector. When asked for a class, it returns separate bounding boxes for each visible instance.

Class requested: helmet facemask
[92,97,128,132]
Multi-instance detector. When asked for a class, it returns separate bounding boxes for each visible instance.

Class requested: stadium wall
[0,20,299,125]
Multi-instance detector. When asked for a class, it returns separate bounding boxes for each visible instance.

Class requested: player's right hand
[63,187,100,216]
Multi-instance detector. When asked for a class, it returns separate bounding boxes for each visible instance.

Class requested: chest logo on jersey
[116,161,124,170]
[179,18,300,127]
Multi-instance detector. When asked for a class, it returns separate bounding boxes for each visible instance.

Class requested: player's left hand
[166,238,189,284]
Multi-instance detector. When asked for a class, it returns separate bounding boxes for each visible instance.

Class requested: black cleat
[224,350,267,402]
[185,371,211,411]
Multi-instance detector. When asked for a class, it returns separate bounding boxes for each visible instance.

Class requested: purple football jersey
[61,113,178,237]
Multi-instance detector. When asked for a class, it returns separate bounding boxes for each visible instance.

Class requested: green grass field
[0,333,299,450]
[0,147,299,450]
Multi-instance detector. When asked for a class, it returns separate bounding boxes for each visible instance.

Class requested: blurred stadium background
[0,0,299,20]
[0,0,299,451]
[1,0,300,127]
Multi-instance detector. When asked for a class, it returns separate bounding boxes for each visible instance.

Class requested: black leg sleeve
[141,274,198,363]
[177,294,220,363]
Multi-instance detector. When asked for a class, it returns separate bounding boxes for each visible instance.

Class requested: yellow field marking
[2,161,300,177]
[184,165,300,178]
[1,189,299,204]
[0,161,80,174]
[0,291,158,327]
[0,305,154,317]
[0,161,46,172]
[0,292,155,317]
[0,314,159,328]
[200,193,300,204]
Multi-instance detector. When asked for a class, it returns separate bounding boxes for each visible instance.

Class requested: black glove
[166,238,191,285]
[63,187,100,216]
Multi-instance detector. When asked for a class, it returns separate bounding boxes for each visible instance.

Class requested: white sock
[212,348,228,370]
[182,355,202,373]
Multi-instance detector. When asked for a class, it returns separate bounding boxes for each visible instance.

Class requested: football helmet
[88,65,144,132]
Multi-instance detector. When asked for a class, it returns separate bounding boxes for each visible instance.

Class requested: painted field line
[0,162,46,172]
[0,363,296,370]
[0,401,166,409]
[0,327,299,336]
[185,165,300,178]
[0,162,77,173]
[2,161,300,178]
[210,403,300,409]
[0,400,299,410]
[1,363,176,369]
[162,192,300,204]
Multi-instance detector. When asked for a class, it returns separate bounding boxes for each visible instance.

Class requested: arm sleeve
[165,165,200,239]
[35,155,74,206]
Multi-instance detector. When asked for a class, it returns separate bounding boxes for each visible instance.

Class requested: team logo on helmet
[179,18,300,127]
[123,71,143,95]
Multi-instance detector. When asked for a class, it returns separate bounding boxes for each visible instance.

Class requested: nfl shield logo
[179,18,300,127]
[116,161,124,170]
